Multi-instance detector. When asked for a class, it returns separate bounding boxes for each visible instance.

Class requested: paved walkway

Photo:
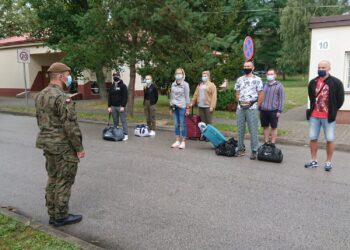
[1,96,349,151]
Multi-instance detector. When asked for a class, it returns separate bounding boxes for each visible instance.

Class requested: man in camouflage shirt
[35,62,85,227]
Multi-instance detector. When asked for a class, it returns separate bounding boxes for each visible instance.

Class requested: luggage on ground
[103,113,125,141]
[257,143,283,163]
[215,137,238,157]
[134,124,150,137]
[198,122,226,147]
[186,108,201,139]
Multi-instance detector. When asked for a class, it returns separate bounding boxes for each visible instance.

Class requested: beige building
[0,36,144,99]
[309,15,350,124]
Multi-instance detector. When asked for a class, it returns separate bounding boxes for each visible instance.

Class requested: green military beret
[47,62,71,73]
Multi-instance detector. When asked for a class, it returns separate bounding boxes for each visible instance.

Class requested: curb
[0,207,105,250]
[1,110,349,152]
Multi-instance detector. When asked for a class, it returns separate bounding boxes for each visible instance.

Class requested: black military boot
[52,214,82,227]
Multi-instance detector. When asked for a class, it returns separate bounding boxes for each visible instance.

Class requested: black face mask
[113,76,120,82]
[243,68,253,75]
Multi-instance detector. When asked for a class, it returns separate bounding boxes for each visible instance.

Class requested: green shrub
[216,89,236,111]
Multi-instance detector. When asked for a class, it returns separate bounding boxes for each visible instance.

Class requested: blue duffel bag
[102,114,124,141]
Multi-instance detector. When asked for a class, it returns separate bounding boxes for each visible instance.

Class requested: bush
[216,89,236,111]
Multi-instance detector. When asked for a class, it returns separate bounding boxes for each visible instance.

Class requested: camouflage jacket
[35,84,84,154]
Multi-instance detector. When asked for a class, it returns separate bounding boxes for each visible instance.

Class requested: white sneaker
[149,130,156,136]
[123,135,128,141]
[171,141,181,148]
[179,141,186,149]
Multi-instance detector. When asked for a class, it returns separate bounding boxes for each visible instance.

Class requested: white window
[345,52,350,90]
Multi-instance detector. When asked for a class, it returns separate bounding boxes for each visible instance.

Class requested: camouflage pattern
[35,84,83,220]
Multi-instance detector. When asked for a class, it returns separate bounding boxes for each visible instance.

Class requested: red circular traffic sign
[19,51,29,62]
[243,36,254,60]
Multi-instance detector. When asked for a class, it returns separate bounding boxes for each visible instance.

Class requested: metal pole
[23,62,28,105]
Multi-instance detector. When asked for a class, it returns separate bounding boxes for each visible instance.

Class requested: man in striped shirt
[260,69,285,146]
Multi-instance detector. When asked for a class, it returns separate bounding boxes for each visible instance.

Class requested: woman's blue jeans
[173,107,186,137]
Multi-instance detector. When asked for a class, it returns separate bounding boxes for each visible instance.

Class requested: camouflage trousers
[44,148,79,220]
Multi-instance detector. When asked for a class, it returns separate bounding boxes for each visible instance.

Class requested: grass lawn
[0,213,79,250]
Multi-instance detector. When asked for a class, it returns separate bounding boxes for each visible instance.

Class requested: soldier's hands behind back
[77,151,85,158]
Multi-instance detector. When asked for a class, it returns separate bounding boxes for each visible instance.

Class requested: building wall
[309,26,350,111]
[0,44,62,95]
[0,42,144,98]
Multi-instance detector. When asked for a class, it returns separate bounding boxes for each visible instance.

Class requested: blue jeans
[173,107,186,137]
[309,117,336,142]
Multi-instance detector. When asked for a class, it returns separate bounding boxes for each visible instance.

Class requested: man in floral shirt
[235,61,264,160]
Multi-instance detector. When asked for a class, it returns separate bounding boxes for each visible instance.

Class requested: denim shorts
[309,117,336,142]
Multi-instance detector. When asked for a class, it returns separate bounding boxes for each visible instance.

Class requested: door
[41,66,50,88]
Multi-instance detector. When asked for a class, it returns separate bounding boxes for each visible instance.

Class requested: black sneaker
[250,151,257,160]
[304,160,318,168]
[52,214,82,227]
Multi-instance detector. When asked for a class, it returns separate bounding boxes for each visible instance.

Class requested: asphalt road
[1,113,350,250]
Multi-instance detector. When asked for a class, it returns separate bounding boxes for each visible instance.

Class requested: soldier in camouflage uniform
[35,62,85,227]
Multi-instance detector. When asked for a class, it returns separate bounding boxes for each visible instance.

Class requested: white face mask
[266,75,275,81]
[175,74,183,80]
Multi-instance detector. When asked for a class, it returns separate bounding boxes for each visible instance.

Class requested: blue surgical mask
[202,76,208,82]
[66,75,72,88]
[175,74,183,80]
[145,79,152,85]
[318,70,327,77]
[266,75,275,81]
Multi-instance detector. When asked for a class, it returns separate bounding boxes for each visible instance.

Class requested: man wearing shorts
[305,60,344,171]
[260,69,285,147]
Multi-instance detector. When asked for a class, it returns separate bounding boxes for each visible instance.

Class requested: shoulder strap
[316,82,327,98]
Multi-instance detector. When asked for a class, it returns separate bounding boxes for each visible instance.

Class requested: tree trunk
[127,63,136,117]
[96,67,107,99]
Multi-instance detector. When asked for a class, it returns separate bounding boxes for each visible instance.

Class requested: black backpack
[257,143,283,163]
[215,138,238,157]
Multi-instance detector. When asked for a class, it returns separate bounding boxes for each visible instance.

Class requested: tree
[109,0,209,115]
[0,0,37,38]
[278,0,349,74]
[30,0,120,98]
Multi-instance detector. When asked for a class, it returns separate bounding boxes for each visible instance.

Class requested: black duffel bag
[215,137,237,157]
[102,113,125,141]
[257,143,283,163]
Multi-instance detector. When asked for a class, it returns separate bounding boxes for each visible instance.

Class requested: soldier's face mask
[66,75,73,88]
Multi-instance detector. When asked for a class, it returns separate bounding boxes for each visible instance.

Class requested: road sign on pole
[17,49,30,105]
[243,36,254,61]
[17,49,31,63]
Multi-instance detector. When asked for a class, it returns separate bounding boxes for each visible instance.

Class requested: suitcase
[257,143,283,163]
[199,123,226,147]
[186,109,201,139]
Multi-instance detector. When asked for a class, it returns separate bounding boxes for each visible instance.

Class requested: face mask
[243,68,252,75]
[65,75,72,88]
[318,70,327,77]
[266,75,275,81]
[113,76,120,82]
[202,76,208,82]
[145,79,152,85]
[175,74,183,80]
